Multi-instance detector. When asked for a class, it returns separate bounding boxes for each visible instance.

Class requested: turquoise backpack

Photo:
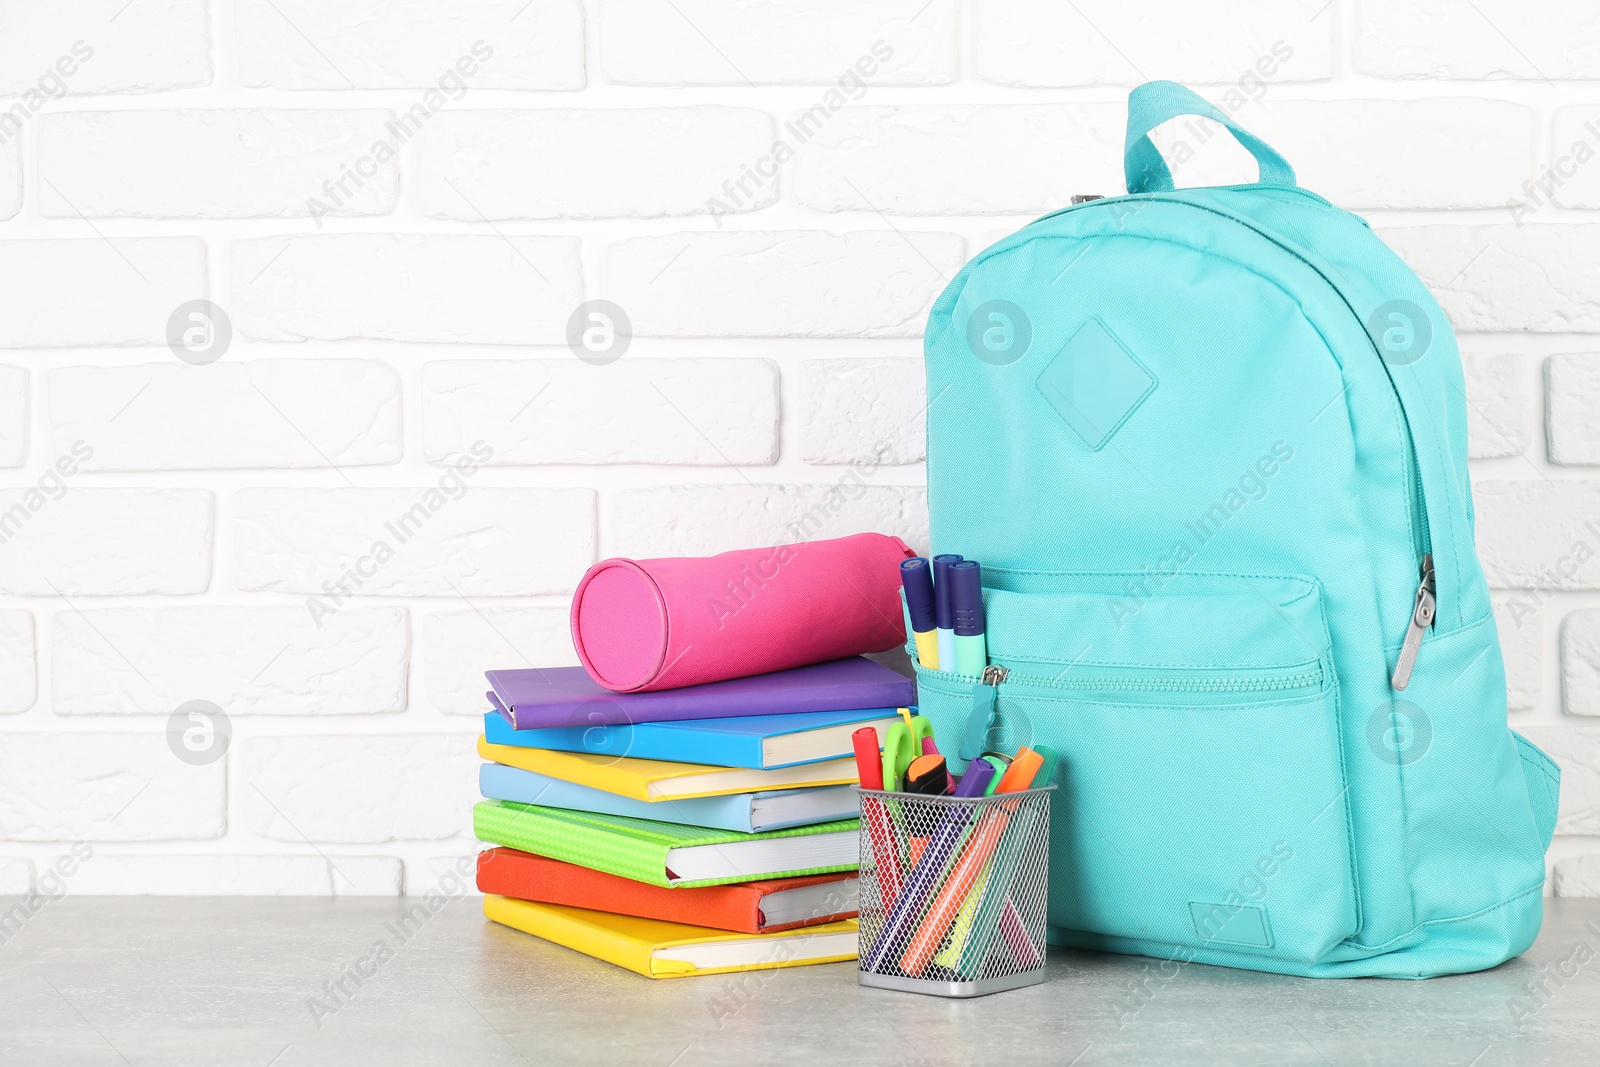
[914,82,1561,979]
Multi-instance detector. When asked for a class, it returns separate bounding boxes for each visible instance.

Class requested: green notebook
[473,800,860,888]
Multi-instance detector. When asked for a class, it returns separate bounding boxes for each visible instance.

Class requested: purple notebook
[485,656,915,730]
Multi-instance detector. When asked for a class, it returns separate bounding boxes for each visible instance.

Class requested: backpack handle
[1124,81,1296,195]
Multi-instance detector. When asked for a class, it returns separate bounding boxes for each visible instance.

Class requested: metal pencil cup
[855,785,1053,998]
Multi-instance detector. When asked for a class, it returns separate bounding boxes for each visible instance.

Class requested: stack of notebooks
[474,656,915,978]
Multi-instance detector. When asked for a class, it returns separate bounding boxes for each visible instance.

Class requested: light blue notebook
[482,708,902,769]
[478,762,858,834]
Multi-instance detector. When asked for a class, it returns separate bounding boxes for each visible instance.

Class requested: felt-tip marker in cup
[851,727,884,792]
[932,554,962,671]
[949,560,988,677]
[899,558,940,671]
[862,756,997,971]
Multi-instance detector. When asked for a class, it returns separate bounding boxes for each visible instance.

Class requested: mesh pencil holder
[855,785,1052,998]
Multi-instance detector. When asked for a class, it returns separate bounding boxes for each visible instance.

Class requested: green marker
[1030,745,1060,789]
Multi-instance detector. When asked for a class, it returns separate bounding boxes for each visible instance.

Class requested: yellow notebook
[483,895,859,979]
[476,737,858,800]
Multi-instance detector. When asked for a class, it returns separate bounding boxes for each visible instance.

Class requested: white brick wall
[0,239,206,347]
[0,489,212,595]
[0,610,35,713]
[791,105,1124,215]
[422,606,576,716]
[0,365,25,466]
[234,487,595,596]
[609,483,928,558]
[1462,351,1531,459]
[1546,354,1600,464]
[241,734,479,843]
[1376,226,1600,332]
[0,1,210,95]
[1354,2,1600,80]
[49,360,402,470]
[0,733,225,841]
[38,110,399,220]
[0,139,18,221]
[418,108,776,220]
[51,607,408,715]
[1494,599,1540,711]
[605,231,963,336]
[1,0,1597,894]
[232,235,581,344]
[976,0,1333,87]
[422,358,779,465]
[235,0,583,90]
[598,0,957,86]
[799,358,927,465]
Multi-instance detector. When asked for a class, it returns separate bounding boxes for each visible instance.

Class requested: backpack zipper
[958,658,1324,758]
[964,665,1010,759]
[942,660,1324,694]
[1389,554,1436,691]
[1021,191,1438,689]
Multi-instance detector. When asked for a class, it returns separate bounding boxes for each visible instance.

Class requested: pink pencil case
[570,532,916,693]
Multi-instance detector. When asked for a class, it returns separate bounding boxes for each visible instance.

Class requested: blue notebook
[478,763,858,834]
[482,708,903,770]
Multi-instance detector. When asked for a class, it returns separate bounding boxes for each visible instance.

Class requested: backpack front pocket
[911,574,1359,964]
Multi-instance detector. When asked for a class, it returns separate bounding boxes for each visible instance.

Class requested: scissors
[881,711,937,791]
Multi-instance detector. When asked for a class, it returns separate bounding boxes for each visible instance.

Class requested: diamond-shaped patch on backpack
[1035,317,1157,451]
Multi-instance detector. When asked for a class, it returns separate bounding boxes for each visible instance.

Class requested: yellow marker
[900,557,941,670]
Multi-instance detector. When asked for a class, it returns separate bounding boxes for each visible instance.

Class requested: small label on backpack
[1188,900,1273,948]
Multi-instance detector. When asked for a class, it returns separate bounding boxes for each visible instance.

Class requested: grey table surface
[1,895,1596,1067]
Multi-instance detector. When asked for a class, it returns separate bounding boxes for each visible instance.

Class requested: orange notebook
[476,848,859,934]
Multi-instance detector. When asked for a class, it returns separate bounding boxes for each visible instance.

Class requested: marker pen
[932,554,962,671]
[899,558,939,670]
[949,559,988,677]
[904,754,949,795]
[851,727,884,791]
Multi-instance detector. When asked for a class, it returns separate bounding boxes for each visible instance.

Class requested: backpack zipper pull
[1391,555,1436,691]
[962,665,1009,761]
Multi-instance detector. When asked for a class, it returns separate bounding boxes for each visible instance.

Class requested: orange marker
[898,748,1044,976]
[900,806,1010,976]
[995,747,1043,793]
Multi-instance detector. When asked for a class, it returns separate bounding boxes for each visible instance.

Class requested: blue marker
[900,558,940,671]
[949,560,987,677]
[932,554,962,672]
